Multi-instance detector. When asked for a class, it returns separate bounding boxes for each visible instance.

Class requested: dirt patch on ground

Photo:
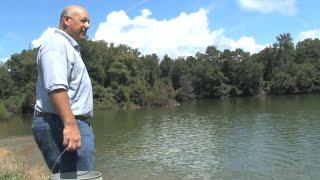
[0,148,11,156]
[0,136,50,179]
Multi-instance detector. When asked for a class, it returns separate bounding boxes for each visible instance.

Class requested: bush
[92,81,116,110]
[3,96,23,113]
[142,81,176,107]
[0,102,9,120]
[262,81,270,93]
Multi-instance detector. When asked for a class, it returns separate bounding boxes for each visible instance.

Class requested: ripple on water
[95,97,320,179]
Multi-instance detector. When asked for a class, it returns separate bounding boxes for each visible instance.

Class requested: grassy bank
[0,136,49,180]
[0,102,9,120]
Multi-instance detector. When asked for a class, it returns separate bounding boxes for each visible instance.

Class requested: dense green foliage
[1,33,320,113]
[0,101,9,119]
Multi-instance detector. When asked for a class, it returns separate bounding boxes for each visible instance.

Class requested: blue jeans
[32,115,95,173]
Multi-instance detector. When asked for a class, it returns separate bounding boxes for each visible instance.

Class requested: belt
[34,111,90,121]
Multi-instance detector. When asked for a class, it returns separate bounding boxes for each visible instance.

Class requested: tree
[205,46,220,62]
[273,33,295,69]
[191,60,225,98]
[175,75,195,102]
[171,58,190,90]
[6,49,37,87]
[294,63,316,92]
[141,53,160,87]
[0,66,14,100]
[81,40,109,86]
[160,54,173,78]
[220,49,236,80]
[91,80,115,109]
[295,38,320,67]
[235,60,263,96]
[270,71,296,94]
[142,80,175,107]
[251,46,275,81]
[107,61,130,85]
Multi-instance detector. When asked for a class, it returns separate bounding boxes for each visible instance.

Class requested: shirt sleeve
[40,50,69,92]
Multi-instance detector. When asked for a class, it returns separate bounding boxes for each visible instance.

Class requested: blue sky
[1,0,320,62]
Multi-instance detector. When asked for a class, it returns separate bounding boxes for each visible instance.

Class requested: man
[32,5,94,174]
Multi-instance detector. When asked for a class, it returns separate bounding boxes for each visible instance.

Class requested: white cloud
[31,27,56,48]
[218,36,267,54]
[297,29,320,42]
[94,9,267,58]
[31,9,267,58]
[237,0,297,15]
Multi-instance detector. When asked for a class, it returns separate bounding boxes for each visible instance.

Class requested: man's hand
[49,89,82,151]
[63,121,81,151]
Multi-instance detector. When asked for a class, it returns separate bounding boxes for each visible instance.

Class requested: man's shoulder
[41,32,68,52]
[43,31,67,46]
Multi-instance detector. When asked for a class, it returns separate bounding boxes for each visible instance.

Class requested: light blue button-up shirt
[34,28,93,117]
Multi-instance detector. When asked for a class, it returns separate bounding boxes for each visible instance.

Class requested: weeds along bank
[0,136,49,179]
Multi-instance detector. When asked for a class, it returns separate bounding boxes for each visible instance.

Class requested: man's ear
[63,16,71,27]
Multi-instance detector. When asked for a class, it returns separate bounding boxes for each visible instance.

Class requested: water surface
[1,95,320,179]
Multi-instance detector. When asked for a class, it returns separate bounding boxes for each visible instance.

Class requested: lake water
[1,95,320,179]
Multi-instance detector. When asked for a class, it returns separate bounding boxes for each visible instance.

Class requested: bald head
[59,5,88,27]
[58,5,90,41]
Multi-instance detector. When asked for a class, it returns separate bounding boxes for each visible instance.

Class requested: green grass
[0,171,27,180]
[0,101,9,120]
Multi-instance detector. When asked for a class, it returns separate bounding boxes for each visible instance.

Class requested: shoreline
[0,135,50,179]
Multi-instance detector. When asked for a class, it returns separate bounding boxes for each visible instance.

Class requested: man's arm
[49,89,81,151]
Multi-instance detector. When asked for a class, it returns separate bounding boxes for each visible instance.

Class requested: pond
[1,94,320,179]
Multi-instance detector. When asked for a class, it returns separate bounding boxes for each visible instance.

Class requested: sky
[1,0,320,62]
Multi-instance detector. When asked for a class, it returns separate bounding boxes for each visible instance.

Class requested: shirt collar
[55,29,80,50]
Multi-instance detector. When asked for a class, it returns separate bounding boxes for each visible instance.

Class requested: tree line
[1,33,320,115]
